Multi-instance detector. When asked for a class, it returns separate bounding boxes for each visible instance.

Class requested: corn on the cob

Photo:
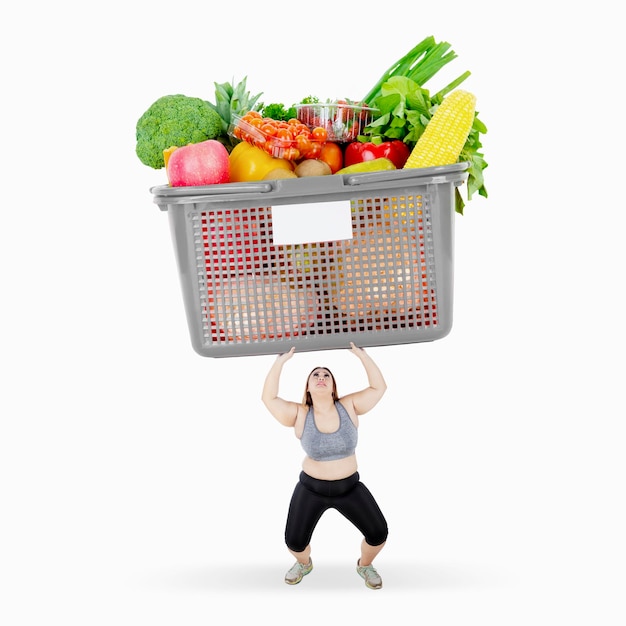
[404,90,476,169]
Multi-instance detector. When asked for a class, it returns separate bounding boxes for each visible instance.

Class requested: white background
[2,1,624,624]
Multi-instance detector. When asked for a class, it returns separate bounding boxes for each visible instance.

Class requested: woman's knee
[365,522,388,547]
[285,524,311,553]
[285,536,309,553]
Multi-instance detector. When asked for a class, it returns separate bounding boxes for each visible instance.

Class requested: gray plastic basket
[151,163,468,357]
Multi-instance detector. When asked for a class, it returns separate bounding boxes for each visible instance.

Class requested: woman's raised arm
[343,342,387,415]
[261,347,300,427]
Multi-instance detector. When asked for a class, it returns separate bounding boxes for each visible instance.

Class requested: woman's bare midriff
[302,454,358,481]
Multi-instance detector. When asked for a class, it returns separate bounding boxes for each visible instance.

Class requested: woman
[261,342,389,589]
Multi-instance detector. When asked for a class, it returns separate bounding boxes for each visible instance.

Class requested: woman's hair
[302,366,339,406]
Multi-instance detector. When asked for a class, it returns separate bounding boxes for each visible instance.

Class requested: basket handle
[152,182,275,206]
[182,182,275,197]
[342,162,470,187]
[207,182,274,194]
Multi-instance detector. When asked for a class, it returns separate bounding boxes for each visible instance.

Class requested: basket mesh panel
[193,193,438,345]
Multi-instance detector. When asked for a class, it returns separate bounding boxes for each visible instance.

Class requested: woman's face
[308,368,333,392]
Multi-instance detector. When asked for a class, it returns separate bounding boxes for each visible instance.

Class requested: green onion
[362,37,460,105]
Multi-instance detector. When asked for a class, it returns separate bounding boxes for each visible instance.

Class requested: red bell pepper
[344,140,410,170]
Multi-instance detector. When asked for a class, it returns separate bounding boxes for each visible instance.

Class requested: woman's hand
[276,346,296,364]
[349,342,367,359]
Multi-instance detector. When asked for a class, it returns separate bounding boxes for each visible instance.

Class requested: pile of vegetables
[135,36,487,214]
[357,36,487,213]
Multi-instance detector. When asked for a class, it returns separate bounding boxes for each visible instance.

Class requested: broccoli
[135,94,223,169]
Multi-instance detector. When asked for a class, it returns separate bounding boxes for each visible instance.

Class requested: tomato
[261,123,277,136]
[305,142,322,159]
[281,147,300,161]
[319,142,343,174]
[311,126,328,142]
[296,134,313,155]
[293,123,310,135]
[276,128,293,142]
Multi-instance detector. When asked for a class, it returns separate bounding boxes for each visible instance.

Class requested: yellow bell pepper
[163,145,178,168]
[229,141,294,182]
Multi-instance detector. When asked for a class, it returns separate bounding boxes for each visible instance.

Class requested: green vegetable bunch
[259,102,298,121]
[135,94,222,169]
[360,36,488,214]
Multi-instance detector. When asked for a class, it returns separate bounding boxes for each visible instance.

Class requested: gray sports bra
[300,401,358,462]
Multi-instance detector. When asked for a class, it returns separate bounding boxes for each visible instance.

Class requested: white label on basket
[271,200,353,245]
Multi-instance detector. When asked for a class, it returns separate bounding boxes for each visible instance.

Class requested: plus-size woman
[261,342,388,589]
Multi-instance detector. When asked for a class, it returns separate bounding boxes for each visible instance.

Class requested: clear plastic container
[229,113,326,160]
[295,102,378,142]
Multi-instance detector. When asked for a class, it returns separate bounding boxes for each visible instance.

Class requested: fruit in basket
[135,94,223,169]
[319,142,344,173]
[166,140,230,187]
[331,228,430,323]
[294,159,332,178]
[206,77,263,150]
[229,141,294,182]
[263,168,298,180]
[344,140,410,170]
[403,90,476,169]
[335,158,396,175]
[207,274,320,342]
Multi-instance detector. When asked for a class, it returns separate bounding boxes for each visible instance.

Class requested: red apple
[167,140,230,187]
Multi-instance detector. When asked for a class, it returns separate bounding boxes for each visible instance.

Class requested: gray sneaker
[285,558,313,585]
[356,560,383,589]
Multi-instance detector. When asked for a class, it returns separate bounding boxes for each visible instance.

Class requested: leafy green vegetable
[260,102,298,121]
[360,37,488,214]
[460,116,489,210]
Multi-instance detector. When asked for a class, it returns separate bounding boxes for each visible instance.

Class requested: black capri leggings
[285,471,388,553]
